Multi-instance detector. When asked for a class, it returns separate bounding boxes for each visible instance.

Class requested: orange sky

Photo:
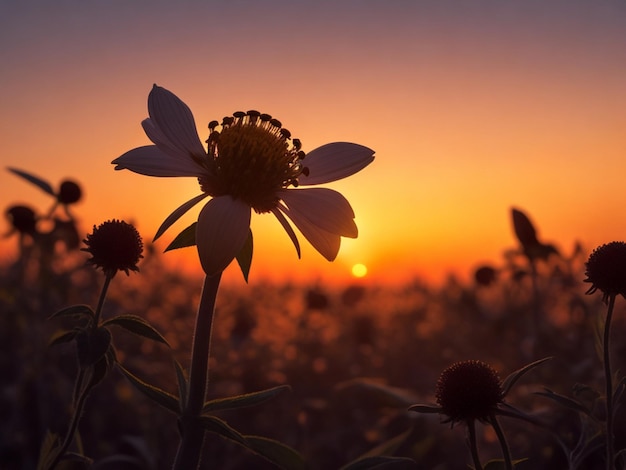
[2,1,626,286]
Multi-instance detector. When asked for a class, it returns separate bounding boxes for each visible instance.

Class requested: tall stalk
[173,273,222,470]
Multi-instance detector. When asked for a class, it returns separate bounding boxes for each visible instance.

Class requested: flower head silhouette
[112,85,374,276]
[82,220,143,277]
[584,241,626,304]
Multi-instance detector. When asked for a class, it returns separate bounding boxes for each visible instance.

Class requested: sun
[351,263,368,278]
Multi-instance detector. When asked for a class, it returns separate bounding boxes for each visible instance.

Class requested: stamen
[201,110,307,213]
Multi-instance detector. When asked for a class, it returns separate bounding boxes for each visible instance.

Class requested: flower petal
[112,145,205,177]
[154,193,209,241]
[147,85,207,160]
[270,207,301,258]
[276,201,341,261]
[299,142,374,185]
[279,188,358,238]
[196,196,251,276]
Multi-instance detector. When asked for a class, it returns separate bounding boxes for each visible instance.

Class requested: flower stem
[490,414,513,470]
[467,419,484,470]
[47,369,95,470]
[93,273,113,326]
[173,273,222,470]
[603,294,616,470]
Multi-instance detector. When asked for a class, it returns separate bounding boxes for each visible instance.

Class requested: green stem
[93,273,113,326]
[467,419,484,470]
[173,273,222,470]
[47,369,96,470]
[490,414,513,470]
[604,294,616,470]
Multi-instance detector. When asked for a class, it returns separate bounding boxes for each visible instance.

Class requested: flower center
[199,111,307,213]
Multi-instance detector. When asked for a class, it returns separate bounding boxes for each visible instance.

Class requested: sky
[2,1,626,286]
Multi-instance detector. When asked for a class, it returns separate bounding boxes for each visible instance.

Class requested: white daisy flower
[112,85,374,276]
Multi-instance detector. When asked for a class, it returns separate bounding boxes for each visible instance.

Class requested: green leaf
[36,430,60,470]
[165,222,197,251]
[48,304,95,320]
[501,357,552,396]
[236,229,253,283]
[202,384,290,414]
[102,314,169,346]
[407,404,441,414]
[7,167,56,196]
[199,415,249,446]
[117,364,180,414]
[76,327,112,368]
[174,359,188,411]
[48,329,79,347]
[534,388,592,417]
[335,378,419,408]
[243,435,306,470]
[341,427,418,469]
[341,456,417,470]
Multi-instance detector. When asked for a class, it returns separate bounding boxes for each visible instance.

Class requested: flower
[112,85,374,276]
[6,205,37,235]
[435,360,503,424]
[82,220,143,277]
[409,357,550,426]
[57,180,82,205]
[584,241,626,303]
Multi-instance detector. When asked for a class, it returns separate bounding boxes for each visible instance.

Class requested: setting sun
[351,263,368,278]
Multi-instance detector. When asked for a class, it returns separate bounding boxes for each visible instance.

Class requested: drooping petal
[154,192,210,241]
[196,196,251,276]
[299,142,374,185]
[112,145,205,177]
[147,85,207,160]
[279,188,358,238]
[270,207,301,258]
[276,202,341,261]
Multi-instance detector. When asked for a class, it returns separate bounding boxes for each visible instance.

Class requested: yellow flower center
[199,111,307,213]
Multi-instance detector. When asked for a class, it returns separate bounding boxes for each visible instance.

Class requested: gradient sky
[2,1,626,285]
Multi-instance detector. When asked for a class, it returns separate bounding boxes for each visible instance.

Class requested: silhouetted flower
[435,360,503,424]
[410,357,549,426]
[5,205,37,235]
[474,265,497,287]
[82,220,143,277]
[57,180,82,205]
[112,85,374,276]
[584,241,626,303]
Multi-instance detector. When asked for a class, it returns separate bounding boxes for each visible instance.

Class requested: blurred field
[1,232,624,469]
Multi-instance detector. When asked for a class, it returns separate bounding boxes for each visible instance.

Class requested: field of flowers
[2,203,624,469]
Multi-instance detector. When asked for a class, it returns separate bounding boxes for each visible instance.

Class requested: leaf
[243,435,307,470]
[534,388,592,417]
[165,222,197,251]
[335,378,419,409]
[199,415,249,446]
[174,359,188,411]
[7,167,56,196]
[511,208,538,247]
[501,357,552,396]
[345,427,418,466]
[49,304,95,320]
[48,329,79,347]
[117,364,180,414]
[236,229,253,283]
[102,314,169,346]
[76,327,112,368]
[202,384,290,414]
[407,404,441,414]
[340,456,417,470]
[36,430,60,470]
